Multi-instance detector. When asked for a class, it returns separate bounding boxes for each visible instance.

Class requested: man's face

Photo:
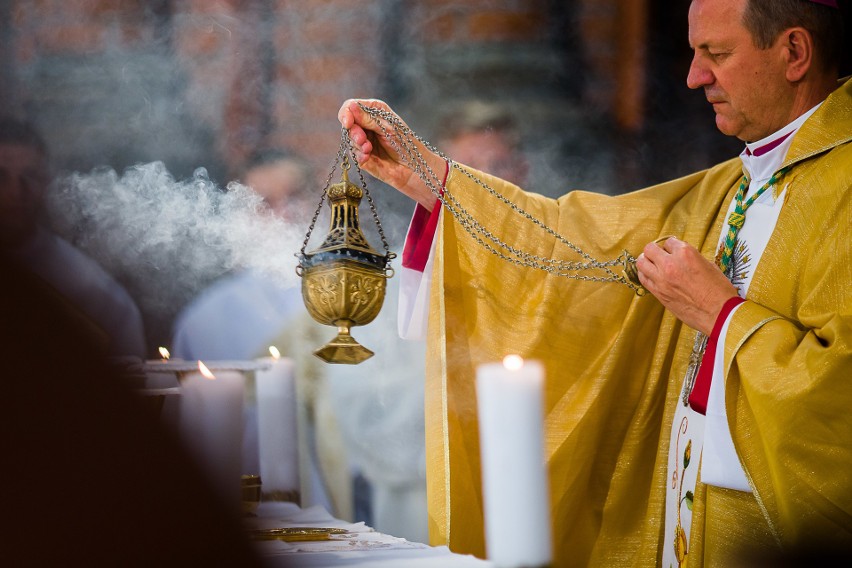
[687,0,792,141]
[0,143,48,247]
[442,130,528,186]
[243,160,307,221]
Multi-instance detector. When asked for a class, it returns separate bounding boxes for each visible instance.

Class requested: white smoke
[44,161,306,346]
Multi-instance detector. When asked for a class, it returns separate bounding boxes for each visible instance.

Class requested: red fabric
[401,160,449,273]
[687,296,747,415]
[745,130,793,157]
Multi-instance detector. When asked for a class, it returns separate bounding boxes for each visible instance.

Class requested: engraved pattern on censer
[303,269,386,324]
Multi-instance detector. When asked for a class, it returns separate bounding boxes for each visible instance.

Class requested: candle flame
[198,360,216,380]
[503,354,524,371]
[269,346,281,359]
[158,346,170,360]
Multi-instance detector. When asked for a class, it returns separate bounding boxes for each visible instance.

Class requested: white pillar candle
[179,361,245,512]
[476,355,552,567]
[256,347,299,497]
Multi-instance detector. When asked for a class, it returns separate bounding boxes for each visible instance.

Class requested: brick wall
[4,0,635,186]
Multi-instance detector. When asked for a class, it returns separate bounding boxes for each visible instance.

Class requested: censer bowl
[300,255,388,364]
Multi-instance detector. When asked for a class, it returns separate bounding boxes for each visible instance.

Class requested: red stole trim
[401,161,449,272]
[688,296,747,414]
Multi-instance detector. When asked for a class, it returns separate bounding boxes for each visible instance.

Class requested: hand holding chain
[357,103,645,295]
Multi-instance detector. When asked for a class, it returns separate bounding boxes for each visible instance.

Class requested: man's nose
[686,55,712,90]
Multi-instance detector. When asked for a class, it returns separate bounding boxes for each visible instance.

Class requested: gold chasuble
[424,78,852,567]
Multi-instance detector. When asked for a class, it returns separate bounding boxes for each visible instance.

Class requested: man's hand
[635,237,738,335]
[338,99,443,211]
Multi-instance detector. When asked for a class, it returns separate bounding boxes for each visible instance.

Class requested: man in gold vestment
[338,0,852,565]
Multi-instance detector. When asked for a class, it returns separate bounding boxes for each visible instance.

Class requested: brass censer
[296,131,396,364]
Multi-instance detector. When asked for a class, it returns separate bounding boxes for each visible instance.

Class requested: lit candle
[476,355,552,567]
[255,346,299,500]
[179,360,245,512]
[144,346,179,391]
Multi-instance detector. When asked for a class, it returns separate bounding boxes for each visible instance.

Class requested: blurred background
[0,0,743,350]
[1,0,747,542]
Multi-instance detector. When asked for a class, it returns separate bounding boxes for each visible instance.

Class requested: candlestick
[255,347,300,501]
[476,355,552,568]
[179,361,245,513]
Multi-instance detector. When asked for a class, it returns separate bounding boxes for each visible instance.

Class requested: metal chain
[357,103,641,293]
[343,134,395,264]
[299,131,347,256]
[299,128,396,271]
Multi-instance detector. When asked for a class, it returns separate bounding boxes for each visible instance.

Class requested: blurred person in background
[0,116,146,358]
[0,249,262,567]
[436,100,529,188]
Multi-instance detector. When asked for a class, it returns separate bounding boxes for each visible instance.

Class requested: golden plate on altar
[247,527,349,542]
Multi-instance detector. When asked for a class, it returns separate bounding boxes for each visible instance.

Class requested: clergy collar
[740,102,822,182]
[743,103,821,157]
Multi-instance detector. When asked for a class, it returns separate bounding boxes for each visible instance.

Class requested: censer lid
[299,166,388,271]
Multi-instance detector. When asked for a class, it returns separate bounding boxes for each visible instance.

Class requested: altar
[245,501,493,568]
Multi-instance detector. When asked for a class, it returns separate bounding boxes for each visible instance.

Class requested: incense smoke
[44,162,307,349]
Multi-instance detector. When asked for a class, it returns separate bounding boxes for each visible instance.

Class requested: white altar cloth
[246,502,494,567]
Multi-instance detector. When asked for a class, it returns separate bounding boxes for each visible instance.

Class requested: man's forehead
[688,0,748,46]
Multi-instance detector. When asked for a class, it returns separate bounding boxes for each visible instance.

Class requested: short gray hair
[742,0,844,74]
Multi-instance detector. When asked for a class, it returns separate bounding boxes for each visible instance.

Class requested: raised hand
[338,99,443,211]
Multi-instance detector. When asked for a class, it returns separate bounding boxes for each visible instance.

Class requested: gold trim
[437,213,453,545]
[246,527,348,542]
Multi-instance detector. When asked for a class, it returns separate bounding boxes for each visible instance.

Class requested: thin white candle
[476,355,552,567]
[256,346,299,497]
[179,360,245,512]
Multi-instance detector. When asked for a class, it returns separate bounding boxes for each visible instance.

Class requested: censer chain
[299,136,344,257]
[348,145,394,260]
[357,103,641,293]
[360,105,616,273]
[300,129,396,271]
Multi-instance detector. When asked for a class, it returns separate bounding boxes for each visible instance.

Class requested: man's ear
[781,27,815,82]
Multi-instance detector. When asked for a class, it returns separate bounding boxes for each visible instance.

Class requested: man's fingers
[337,99,358,129]
[643,240,667,263]
[637,237,685,290]
[635,251,654,281]
[339,99,380,133]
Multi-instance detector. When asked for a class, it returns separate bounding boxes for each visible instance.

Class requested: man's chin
[714,115,742,139]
